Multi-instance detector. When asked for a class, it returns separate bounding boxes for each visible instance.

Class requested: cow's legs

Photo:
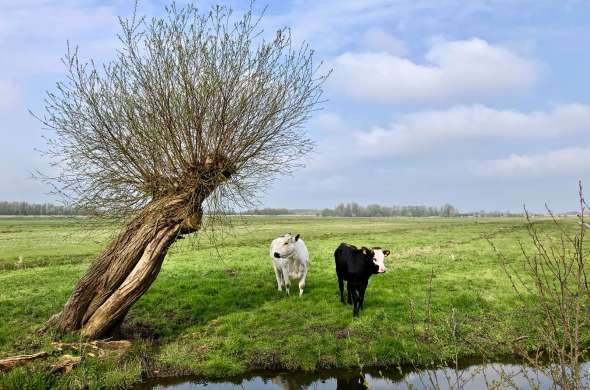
[298,269,307,297]
[338,276,345,303]
[358,282,368,310]
[347,281,353,305]
[273,263,283,291]
[351,284,361,317]
[281,266,291,295]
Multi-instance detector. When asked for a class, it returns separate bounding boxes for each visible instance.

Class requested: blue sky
[1,0,590,212]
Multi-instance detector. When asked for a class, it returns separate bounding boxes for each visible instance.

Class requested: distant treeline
[0,201,524,218]
[320,202,459,217]
[469,210,524,217]
[243,208,319,215]
[0,201,85,216]
[245,208,291,215]
[237,203,526,217]
[241,203,461,217]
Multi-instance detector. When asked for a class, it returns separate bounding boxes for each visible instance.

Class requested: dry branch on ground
[0,352,49,372]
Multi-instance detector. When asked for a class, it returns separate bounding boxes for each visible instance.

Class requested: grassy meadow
[0,215,582,388]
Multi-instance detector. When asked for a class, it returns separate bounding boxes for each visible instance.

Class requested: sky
[1,0,590,212]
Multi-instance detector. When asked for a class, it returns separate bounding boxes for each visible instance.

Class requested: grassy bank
[0,216,579,388]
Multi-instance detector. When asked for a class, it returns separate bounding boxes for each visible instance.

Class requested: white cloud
[477,147,590,177]
[311,112,354,133]
[329,38,537,103]
[354,103,590,156]
[362,27,407,56]
[0,1,117,43]
[264,0,535,55]
[0,1,121,76]
[264,0,406,52]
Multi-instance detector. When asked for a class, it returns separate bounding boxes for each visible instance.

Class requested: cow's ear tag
[383,250,391,256]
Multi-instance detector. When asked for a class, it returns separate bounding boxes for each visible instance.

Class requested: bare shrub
[489,181,590,389]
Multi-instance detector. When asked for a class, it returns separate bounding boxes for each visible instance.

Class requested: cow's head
[273,233,300,259]
[361,247,390,273]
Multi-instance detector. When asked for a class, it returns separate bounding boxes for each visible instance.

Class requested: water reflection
[135,362,590,389]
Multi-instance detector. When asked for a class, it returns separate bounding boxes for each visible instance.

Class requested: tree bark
[56,195,200,339]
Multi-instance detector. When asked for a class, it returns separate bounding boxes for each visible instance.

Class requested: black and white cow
[334,243,390,316]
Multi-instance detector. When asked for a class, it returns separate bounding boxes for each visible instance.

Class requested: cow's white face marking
[272,234,297,259]
[372,249,389,273]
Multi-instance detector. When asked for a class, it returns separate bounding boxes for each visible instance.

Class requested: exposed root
[37,311,62,335]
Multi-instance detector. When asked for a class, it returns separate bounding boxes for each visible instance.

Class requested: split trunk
[56,196,201,339]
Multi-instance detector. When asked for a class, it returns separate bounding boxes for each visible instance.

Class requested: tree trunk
[56,195,200,339]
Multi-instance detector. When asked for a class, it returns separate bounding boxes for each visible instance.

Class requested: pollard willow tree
[39,3,327,339]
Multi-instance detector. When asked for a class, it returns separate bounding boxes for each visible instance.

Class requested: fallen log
[0,352,49,372]
[0,339,131,374]
[92,340,132,356]
[50,354,82,374]
[52,339,131,357]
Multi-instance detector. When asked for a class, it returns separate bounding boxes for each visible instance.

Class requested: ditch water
[135,361,590,389]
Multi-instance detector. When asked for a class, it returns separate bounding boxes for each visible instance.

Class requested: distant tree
[320,208,334,217]
[38,2,327,339]
[350,202,360,217]
[441,203,457,217]
[365,204,381,217]
[343,203,352,217]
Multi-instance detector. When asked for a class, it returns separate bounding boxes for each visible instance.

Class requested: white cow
[269,233,309,296]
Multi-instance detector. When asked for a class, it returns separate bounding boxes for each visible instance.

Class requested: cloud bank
[354,103,590,156]
[477,147,590,178]
[329,38,537,103]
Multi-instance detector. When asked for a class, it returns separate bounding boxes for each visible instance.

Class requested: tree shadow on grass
[121,263,311,341]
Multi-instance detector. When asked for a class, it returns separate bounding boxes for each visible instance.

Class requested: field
[0,216,580,388]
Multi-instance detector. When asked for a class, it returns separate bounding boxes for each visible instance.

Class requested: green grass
[0,216,582,388]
